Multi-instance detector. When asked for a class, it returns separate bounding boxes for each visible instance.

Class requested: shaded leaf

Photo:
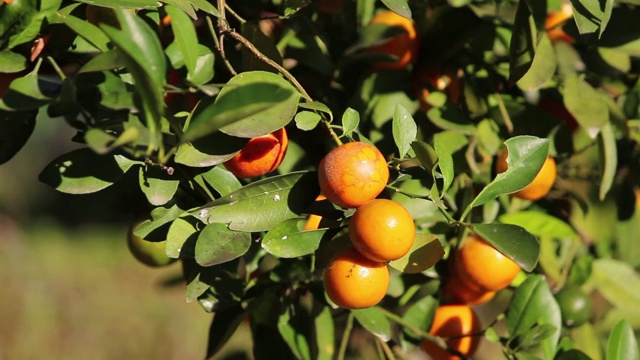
[262,218,325,258]
[195,222,251,267]
[352,307,392,342]
[472,223,540,272]
[205,305,247,359]
[389,233,444,274]
[381,0,411,19]
[165,5,199,76]
[0,109,36,165]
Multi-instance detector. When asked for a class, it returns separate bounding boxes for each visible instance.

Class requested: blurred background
[0,111,253,359]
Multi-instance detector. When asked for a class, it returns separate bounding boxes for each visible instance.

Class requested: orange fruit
[442,270,496,307]
[495,149,557,201]
[454,235,521,292]
[414,67,462,112]
[366,10,418,70]
[323,248,390,309]
[318,141,389,208]
[546,3,574,44]
[224,127,289,178]
[420,305,482,360]
[348,199,415,262]
[304,194,327,230]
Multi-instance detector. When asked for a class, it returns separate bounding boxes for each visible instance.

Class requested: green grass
[0,220,253,360]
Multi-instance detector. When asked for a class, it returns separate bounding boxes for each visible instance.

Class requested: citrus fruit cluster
[443,235,521,307]
[317,142,416,309]
[420,304,482,360]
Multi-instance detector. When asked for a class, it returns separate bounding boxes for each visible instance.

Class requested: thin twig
[224,3,246,23]
[206,16,237,76]
[337,312,354,360]
[377,337,396,360]
[495,92,513,134]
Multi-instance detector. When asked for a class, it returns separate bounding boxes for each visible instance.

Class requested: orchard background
[1,0,640,359]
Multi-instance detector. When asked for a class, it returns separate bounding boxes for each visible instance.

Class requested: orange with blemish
[318,142,389,208]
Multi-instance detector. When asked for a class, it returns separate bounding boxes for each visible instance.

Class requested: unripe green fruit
[127,221,176,267]
[555,285,593,328]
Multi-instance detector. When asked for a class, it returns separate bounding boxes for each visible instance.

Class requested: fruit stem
[376,306,469,359]
[337,312,354,360]
[376,337,396,360]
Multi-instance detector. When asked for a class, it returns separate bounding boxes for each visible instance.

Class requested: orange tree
[1,0,640,359]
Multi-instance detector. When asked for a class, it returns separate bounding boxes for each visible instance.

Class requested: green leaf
[133,204,184,240]
[506,275,562,359]
[313,302,335,360]
[165,5,199,76]
[59,13,110,51]
[0,109,36,165]
[295,111,322,131]
[427,106,475,133]
[389,233,444,274]
[598,123,616,200]
[186,0,221,17]
[195,222,251,267]
[585,258,640,313]
[174,127,248,167]
[138,165,179,206]
[412,141,438,172]
[0,71,52,111]
[401,295,437,344]
[341,107,360,136]
[499,211,579,240]
[433,131,466,195]
[77,0,158,7]
[392,103,417,159]
[183,72,298,142]
[352,307,392,342]
[466,136,549,211]
[262,218,325,258]
[38,148,139,194]
[195,166,243,197]
[606,320,639,360]
[278,303,312,360]
[79,50,127,73]
[166,216,202,258]
[472,223,540,272]
[190,171,320,232]
[563,74,609,138]
[85,127,139,154]
[509,0,538,84]
[205,305,247,359]
[0,51,27,72]
[516,33,557,91]
[299,101,331,116]
[381,0,411,19]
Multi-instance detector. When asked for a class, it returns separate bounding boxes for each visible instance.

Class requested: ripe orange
[224,127,288,178]
[420,305,482,360]
[546,3,574,44]
[414,67,462,112]
[366,10,419,70]
[495,149,557,201]
[323,248,390,309]
[317,141,389,208]
[454,235,521,292]
[442,270,496,307]
[304,194,327,230]
[348,199,415,262]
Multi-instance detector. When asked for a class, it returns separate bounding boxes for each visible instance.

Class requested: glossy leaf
[506,275,562,359]
[295,111,322,131]
[516,33,557,91]
[0,109,36,165]
[606,320,639,360]
[499,211,579,240]
[262,218,325,258]
[392,103,417,159]
[0,71,52,111]
[190,171,320,232]
[0,50,27,72]
[352,307,392,342]
[166,216,202,258]
[472,223,540,272]
[196,166,243,197]
[183,72,298,142]
[138,165,179,206]
[433,131,466,195]
[79,50,127,73]
[39,148,139,194]
[381,0,411,19]
[389,233,444,274]
[165,5,198,76]
[174,128,248,167]
[59,13,109,51]
[133,205,184,240]
[466,136,549,211]
[195,222,251,267]
[341,108,359,136]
